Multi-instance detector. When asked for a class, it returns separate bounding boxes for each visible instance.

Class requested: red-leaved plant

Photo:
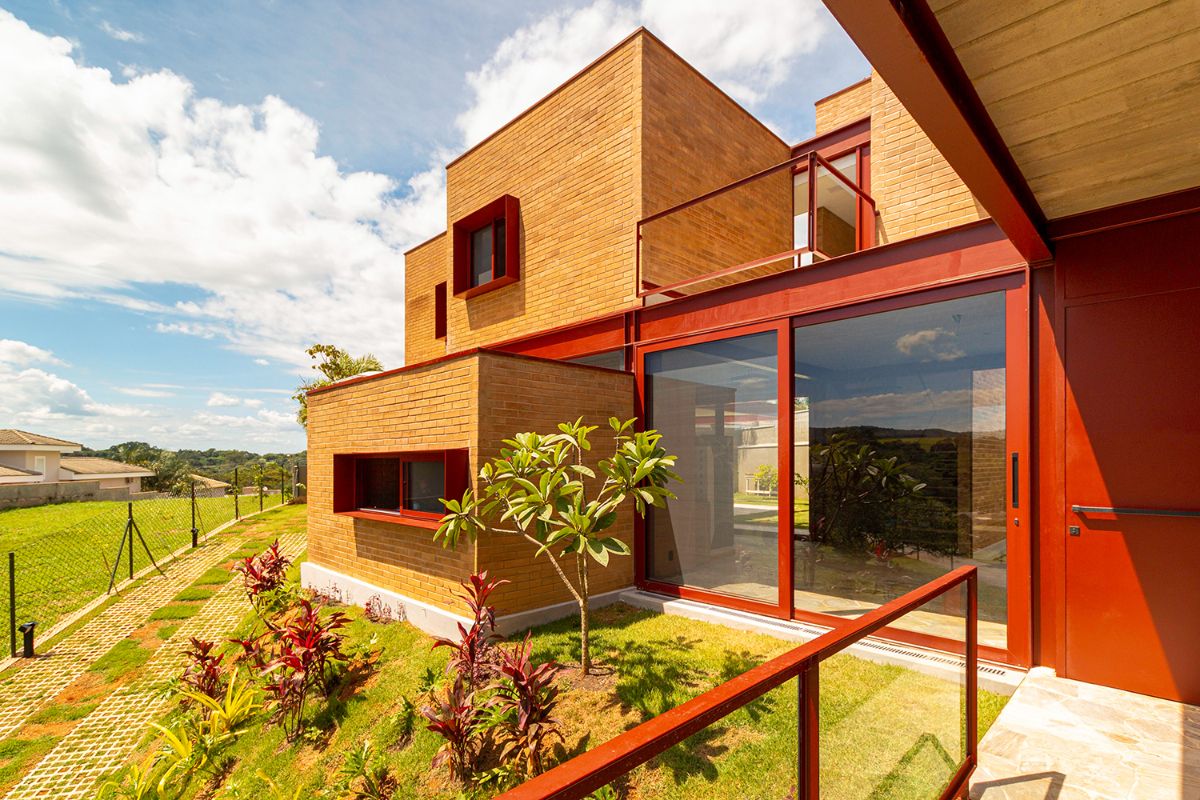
[421,676,481,783]
[260,598,349,737]
[490,633,563,778]
[180,637,227,707]
[432,572,509,691]
[233,539,292,611]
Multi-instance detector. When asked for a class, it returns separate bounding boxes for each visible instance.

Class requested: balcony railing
[497,566,978,800]
[636,151,876,302]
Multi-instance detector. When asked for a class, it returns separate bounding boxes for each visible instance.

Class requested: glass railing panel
[812,163,859,259]
[818,584,968,800]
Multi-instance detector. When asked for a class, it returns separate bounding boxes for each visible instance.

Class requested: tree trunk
[578,551,591,673]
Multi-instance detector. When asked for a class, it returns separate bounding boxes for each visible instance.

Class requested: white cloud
[114,386,174,398]
[895,328,966,362]
[206,392,241,407]
[253,358,270,366]
[0,340,148,425]
[0,10,422,368]
[456,0,829,146]
[99,20,144,43]
[0,338,66,367]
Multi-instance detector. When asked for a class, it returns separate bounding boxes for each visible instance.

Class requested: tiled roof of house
[0,429,82,448]
[59,457,154,476]
[190,474,231,489]
[0,464,40,477]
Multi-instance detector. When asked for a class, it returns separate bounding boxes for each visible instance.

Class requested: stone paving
[971,667,1200,800]
[0,529,251,741]
[1,528,306,800]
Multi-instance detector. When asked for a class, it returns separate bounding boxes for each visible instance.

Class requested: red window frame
[434,282,447,339]
[452,195,520,298]
[332,449,468,529]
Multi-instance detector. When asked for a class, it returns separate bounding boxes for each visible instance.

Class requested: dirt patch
[128,621,172,649]
[55,671,109,705]
[17,719,76,739]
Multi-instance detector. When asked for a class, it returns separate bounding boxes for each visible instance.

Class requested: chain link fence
[1,468,294,658]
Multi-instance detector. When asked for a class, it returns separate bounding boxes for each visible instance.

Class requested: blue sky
[0,1,867,453]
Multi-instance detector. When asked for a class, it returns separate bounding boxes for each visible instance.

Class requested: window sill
[338,509,443,530]
[456,274,518,299]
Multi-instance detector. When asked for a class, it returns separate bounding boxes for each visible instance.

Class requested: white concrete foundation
[301,561,626,640]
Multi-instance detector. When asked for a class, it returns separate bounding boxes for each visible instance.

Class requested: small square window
[453,195,519,298]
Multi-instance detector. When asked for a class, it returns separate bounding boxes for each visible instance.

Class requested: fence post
[234,466,240,520]
[8,552,15,659]
[259,478,264,513]
[190,481,198,548]
[128,502,134,581]
[280,465,286,504]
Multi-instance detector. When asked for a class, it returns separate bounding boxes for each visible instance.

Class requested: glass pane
[793,171,809,251]
[813,160,859,258]
[793,292,1007,648]
[646,331,779,603]
[819,585,967,799]
[494,218,507,278]
[357,458,400,512]
[470,223,492,287]
[403,460,445,513]
[568,349,626,371]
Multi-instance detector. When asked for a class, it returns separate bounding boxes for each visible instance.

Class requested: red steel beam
[823,0,1052,264]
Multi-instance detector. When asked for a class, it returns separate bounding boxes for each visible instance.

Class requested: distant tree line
[79,441,305,496]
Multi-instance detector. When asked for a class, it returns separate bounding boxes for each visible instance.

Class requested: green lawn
[107,599,1006,799]
[0,492,285,639]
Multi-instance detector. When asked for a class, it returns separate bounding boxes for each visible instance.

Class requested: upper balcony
[636,150,875,303]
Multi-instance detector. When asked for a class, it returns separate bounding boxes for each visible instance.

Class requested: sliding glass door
[792,292,1009,649]
[643,328,780,606]
[638,281,1025,658]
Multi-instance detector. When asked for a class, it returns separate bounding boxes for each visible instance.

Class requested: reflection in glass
[646,332,779,602]
[794,293,1007,648]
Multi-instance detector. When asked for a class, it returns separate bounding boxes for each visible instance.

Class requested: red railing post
[797,663,820,800]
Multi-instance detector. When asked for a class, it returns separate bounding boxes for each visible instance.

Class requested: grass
[0,493,286,635]
[148,603,201,622]
[84,504,1006,799]
[121,603,1006,799]
[192,566,235,586]
[173,587,216,602]
[0,736,59,792]
[89,638,154,682]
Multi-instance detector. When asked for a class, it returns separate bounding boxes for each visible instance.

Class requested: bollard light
[17,621,35,658]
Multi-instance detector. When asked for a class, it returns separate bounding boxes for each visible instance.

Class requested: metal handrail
[635,149,874,300]
[1072,504,1200,519]
[496,566,978,800]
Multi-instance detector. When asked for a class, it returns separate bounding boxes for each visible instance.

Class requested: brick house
[305,15,1200,716]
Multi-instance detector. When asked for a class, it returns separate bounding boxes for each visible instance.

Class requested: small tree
[435,418,678,674]
[293,343,384,426]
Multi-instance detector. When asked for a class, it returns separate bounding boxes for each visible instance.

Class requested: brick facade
[867,71,988,243]
[404,234,447,364]
[306,351,633,618]
[814,78,872,133]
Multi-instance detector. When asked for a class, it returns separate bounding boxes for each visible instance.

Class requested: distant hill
[80,441,305,489]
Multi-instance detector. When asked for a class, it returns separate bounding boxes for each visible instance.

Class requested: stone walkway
[1,528,305,800]
[971,667,1200,800]
[0,528,251,741]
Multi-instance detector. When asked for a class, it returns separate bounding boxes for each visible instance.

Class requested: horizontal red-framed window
[333,449,468,530]
[452,195,520,298]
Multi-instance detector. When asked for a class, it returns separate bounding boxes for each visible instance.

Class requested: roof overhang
[0,443,79,453]
[61,470,150,480]
[825,0,1200,249]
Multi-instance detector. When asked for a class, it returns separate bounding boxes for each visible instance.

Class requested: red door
[1064,286,1200,703]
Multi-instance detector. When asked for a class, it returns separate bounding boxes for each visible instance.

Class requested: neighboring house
[305,16,1200,712]
[58,457,155,492]
[190,474,232,497]
[0,429,82,483]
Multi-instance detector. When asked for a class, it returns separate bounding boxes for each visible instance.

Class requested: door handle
[1010,452,1019,509]
[1071,504,1200,519]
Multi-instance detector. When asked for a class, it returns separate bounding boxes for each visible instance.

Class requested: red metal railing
[635,150,876,301]
[497,566,978,800]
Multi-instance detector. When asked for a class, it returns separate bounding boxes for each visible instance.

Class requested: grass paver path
[2,528,306,800]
